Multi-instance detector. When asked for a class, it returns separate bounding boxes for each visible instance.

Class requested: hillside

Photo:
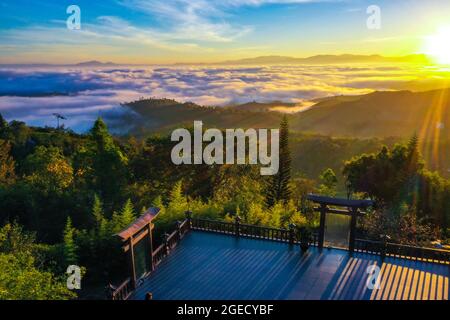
[291,89,450,140]
[126,89,450,141]
[124,98,284,133]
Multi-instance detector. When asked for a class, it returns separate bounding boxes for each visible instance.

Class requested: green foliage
[90,118,128,206]
[24,146,74,193]
[317,168,338,196]
[345,135,450,233]
[119,199,136,229]
[63,217,78,265]
[92,194,105,228]
[343,136,424,204]
[240,200,306,229]
[0,139,16,187]
[0,223,75,300]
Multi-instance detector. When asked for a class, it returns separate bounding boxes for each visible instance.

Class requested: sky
[1,0,450,64]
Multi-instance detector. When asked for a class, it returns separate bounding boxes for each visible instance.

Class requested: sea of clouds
[0,64,444,132]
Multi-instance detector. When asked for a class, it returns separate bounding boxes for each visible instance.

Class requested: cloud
[119,0,252,43]
[118,0,335,43]
[0,63,444,132]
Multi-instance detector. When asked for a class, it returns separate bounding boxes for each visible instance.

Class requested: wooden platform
[132,231,449,300]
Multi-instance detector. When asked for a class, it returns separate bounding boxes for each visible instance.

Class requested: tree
[343,136,423,205]
[120,198,136,228]
[317,168,338,196]
[0,139,16,187]
[265,116,292,207]
[92,194,105,228]
[63,217,78,265]
[90,118,128,205]
[343,135,450,231]
[24,146,73,193]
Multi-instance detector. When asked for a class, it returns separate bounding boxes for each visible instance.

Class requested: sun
[423,26,450,65]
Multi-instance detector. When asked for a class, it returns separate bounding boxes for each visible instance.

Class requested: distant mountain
[0,54,432,67]
[73,60,116,67]
[217,54,431,65]
[0,61,118,68]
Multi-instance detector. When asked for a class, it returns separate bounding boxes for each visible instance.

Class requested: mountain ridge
[0,54,432,67]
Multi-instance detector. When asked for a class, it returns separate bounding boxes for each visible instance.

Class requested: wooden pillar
[349,208,358,253]
[128,235,137,289]
[147,223,154,272]
[318,204,327,249]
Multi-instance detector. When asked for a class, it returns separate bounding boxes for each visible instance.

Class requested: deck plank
[131,231,450,300]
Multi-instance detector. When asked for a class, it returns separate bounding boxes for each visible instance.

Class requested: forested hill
[124,98,284,134]
[125,88,450,141]
[291,89,450,139]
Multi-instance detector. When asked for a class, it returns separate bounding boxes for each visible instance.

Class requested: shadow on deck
[132,231,449,300]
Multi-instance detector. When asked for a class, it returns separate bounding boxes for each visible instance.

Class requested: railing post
[235,215,241,237]
[147,222,155,272]
[106,283,116,300]
[185,210,192,230]
[318,204,327,250]
[289,223,296,245]
[348,207,358,253]
[163,233,170,254]
[380,234,390,260]
[176,220,182,239]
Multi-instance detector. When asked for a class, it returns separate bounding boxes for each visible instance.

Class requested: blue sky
[1,0,450,63]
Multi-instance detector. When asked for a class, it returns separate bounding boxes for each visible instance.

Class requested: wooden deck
[132,231,449,300]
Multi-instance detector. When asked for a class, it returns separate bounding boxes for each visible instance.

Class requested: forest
[0,113,449,299]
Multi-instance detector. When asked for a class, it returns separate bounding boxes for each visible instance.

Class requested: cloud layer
[0,63,446,132]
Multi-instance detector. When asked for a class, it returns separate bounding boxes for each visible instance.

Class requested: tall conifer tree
[265,116,292,207]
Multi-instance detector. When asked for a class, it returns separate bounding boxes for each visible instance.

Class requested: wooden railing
[191,218,319,246]
[355,239,450,265]
[109,278,133,301]
[151,220,190,268]
[110,219,191,300]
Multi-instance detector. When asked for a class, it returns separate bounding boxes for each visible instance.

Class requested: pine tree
[92,194,104,227]
[120,198,136,228]
[63,217,78,265]
[90,118,128,204]
[91,194,109,239]
[167,180,188,211]
[406,133,423,174]
[265,116,292,207]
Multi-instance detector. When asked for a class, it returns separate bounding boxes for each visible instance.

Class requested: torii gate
[307,194,374,252]
[116,207,160,289]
